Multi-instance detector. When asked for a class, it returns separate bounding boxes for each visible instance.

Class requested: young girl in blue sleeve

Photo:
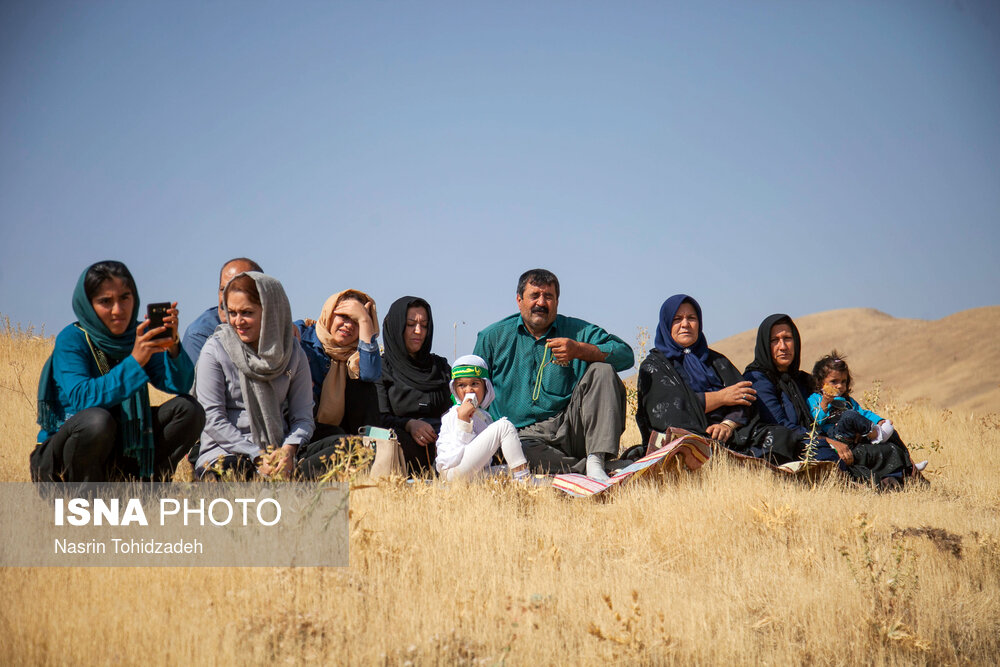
[807,351,927,488]
[807,351,895,447]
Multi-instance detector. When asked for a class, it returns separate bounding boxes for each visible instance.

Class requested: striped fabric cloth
[551,431,713,498]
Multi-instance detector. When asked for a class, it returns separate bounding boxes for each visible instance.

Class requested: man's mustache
[531,306,549,315]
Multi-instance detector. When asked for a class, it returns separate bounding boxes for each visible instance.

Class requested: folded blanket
[552,431,712,498]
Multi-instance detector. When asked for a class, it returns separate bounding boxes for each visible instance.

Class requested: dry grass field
[2,314,999,665]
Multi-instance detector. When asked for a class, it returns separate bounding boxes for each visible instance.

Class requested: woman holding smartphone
[32,260,204,482]
[195,271,342,479]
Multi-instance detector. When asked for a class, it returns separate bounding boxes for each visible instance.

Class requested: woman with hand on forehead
[295,290,382,439]
[32,260,204,482]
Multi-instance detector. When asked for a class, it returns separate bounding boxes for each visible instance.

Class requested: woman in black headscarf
[745,314,922,488]
[376,296,452,475]
[743,315,813,437]
[743,314,842,465]
[636,295,758,448]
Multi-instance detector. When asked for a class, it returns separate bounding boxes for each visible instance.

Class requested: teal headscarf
[37,262,155,477]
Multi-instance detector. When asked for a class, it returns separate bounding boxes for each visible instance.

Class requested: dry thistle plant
[801,404,825,466]
[862,379,883,414]
[839,514,928,653]
[980,412,1000,431]
[200,436,374,484]
[588,590,676,662]
[0,315,50,408]
[750,499,800,534]
[314,436,374,486]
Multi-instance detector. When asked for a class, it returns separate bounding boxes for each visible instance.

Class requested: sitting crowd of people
[30,259,927,490]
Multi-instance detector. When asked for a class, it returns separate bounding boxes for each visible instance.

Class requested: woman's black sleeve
[376,378,411,433]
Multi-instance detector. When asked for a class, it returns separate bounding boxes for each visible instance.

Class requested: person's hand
[406,419,438,447]
[258,446,296,478]
[546,338,579,365]
[257,450,274,477]
[456,399,476,423]
[820,383,840,410]
[718,381,756,407]
[334,298,373,327]
[828,438,854,465]
[163,302,181,358]
[274,445,296,478]
[706,422,734,443]
[131,319,174,367]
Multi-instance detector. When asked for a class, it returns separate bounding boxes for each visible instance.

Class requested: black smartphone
[146,302,172,340]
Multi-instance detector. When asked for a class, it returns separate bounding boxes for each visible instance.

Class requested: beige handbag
[361,426,406,478]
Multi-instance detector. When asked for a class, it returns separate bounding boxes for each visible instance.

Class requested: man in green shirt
[473,269,634,481]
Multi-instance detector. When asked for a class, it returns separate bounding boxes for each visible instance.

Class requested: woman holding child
[295,290,382,439]
[195,272,343,479]
[636,295,761,450]
[744,314,922,488]
[376,296,452,475]
[32,260,204,482]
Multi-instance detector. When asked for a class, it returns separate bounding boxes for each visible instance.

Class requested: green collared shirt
[473,313,634,428]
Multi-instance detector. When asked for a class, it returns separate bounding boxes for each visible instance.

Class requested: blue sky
[2,1,998,363]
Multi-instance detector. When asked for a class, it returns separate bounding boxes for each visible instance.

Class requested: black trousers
[396,426,438,477]
[30,395,205,483]
[828,409,875,443]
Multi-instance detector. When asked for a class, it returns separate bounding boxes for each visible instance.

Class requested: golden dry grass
[2,317,1000,665]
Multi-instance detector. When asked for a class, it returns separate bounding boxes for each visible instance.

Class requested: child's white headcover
[450,354,495,409]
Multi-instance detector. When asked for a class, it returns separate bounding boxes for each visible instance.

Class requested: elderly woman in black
[376,296,452,474]
[636,295,759,449]
[744,313,922,487]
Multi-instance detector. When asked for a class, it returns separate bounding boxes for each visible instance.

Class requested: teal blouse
[38,323,194,442]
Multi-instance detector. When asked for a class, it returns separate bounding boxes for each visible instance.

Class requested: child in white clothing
[436,355,530,481]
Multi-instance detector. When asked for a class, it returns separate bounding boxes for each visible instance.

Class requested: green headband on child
[451,365,489,380]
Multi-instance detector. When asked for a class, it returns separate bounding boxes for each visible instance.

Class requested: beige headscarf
[313,289,379,426]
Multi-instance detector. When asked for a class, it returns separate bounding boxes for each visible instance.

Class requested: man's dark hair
[84,260,138,301]
[220,257,263,283]
[516,269,560,298]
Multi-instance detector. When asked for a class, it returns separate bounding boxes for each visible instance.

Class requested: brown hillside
[707,306,1000,414]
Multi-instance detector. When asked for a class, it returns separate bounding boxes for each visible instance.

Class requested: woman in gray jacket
[194,272,340,479]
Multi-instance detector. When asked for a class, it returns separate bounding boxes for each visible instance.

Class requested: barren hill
[705,306,1000,414]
